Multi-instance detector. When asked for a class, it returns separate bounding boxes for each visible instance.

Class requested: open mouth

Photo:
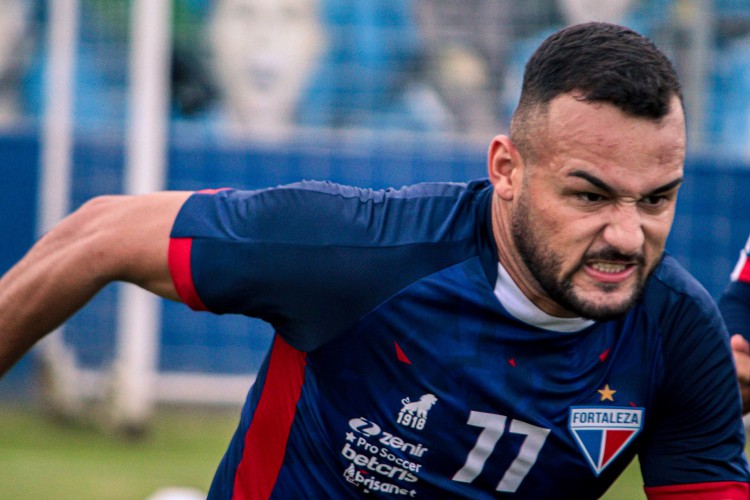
[584,261,637,283]
[590,262,629,273]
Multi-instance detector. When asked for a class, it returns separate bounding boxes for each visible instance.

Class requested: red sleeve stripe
[167,237,208,311]
[731,250,750,283]
[166,188,231,310]
[232,335,307,500]
[645,481,749,499]
[738,255,750,283]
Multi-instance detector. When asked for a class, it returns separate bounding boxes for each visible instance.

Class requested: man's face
[507,93,685,320]
[210,0,324,128]
[0,0,32,84]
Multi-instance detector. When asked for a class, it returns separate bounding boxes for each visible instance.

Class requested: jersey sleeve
[644,481,749,499]
[638,261,750,494]
[167,181,487,351]
[719,234,750,342]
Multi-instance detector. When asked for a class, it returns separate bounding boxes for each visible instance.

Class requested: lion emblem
[400,393,438,418]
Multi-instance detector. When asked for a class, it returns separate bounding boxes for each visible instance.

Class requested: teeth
[590,262,627,273]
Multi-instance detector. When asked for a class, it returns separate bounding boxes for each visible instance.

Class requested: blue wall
[0,132,38,397]
[2,132,749,395]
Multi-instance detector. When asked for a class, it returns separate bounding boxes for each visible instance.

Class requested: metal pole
[36,0,81,418]
[110,0,172,433]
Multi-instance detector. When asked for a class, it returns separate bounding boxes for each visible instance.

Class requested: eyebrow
[569,170,683,196]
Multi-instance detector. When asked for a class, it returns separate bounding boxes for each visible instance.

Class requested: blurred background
[1,0,750,497]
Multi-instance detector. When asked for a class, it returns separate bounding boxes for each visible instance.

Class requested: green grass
[0,403,687,499]
[602,459,646,499]
[0,403,239,500]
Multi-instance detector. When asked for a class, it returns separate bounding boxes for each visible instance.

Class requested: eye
[640,195,670,207]
[576,192,607,203]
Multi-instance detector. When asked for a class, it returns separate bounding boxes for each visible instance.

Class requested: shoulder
[635,256,747,488]
[639,253,731,378]
[200,178,491,206]
[641,253,721,328]
[173,179,494,246]
[639,254,730,367]
[241,179,491,213]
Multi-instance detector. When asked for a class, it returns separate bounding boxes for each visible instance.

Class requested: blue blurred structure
[2,131,750,398]
[0,131,39,398]
[297,0,426,130]
[7,0,750,399]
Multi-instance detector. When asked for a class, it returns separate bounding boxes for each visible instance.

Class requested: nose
[601,203,644,257]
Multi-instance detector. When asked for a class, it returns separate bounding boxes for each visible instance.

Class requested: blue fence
[2,131,750,396]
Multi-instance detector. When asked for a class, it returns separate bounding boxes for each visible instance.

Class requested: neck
[490,193,578,318]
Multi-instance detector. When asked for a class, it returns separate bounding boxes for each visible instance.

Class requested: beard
[510,193,647,321]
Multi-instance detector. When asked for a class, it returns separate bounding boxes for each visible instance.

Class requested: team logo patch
[397,394,437,431]
[568,406,644,476]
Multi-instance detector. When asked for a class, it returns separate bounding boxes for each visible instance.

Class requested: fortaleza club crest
[568,406,644,476]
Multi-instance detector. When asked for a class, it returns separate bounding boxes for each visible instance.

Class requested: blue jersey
[720,234,750,342]
[169,180,749,499]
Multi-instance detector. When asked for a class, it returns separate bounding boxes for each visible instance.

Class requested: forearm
[0,212,108,375]
[0,251,105,375]
[719,280,750,343]
[719,281,750,413]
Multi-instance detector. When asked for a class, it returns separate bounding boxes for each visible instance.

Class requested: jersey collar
[494,262,595,333]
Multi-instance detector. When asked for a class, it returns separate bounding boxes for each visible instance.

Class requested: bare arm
[730,334,750,414]
[0,191,192,377]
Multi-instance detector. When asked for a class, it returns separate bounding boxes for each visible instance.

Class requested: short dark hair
[510,22,682,158]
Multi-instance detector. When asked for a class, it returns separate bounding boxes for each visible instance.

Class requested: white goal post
[36,0,251,432]
[107,0,173,432]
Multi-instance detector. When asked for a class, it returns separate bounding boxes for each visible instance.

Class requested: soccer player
[1,22,749,498]
[719,235,750,414]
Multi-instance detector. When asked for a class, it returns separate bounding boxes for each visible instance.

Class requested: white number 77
[452,411,550,493]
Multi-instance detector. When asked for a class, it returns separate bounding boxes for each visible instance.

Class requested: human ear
[487,135,519,201]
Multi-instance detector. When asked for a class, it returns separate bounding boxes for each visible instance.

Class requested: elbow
[42,195,132,281]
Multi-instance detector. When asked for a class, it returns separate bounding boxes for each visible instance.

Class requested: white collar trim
[494,262,595,332]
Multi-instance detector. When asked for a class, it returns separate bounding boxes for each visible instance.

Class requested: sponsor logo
[349,417,382,437]
[397,394,438,430]
[568,407,644,476]
[348,418,428,458]
[343,463,418,496]
[341,443,419,483]
[344,463,358,484]
[343,413,431,494]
